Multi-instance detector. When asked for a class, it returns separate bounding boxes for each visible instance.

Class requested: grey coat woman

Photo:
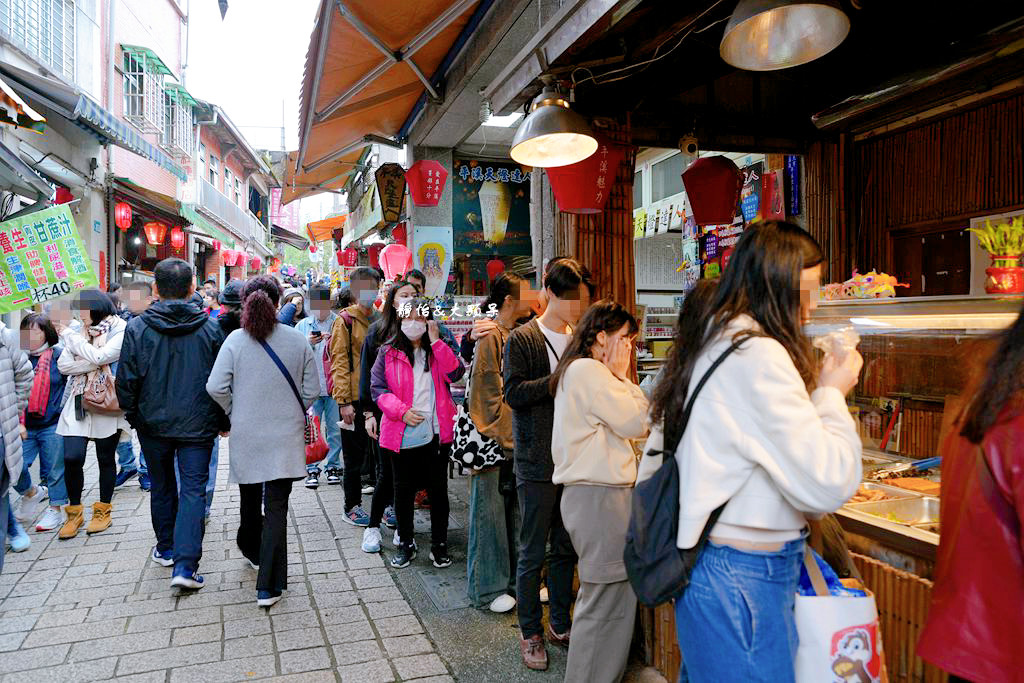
[0,321,33,489]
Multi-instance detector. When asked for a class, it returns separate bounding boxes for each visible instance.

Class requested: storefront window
[651,152,686,203]
[632,170,643,210]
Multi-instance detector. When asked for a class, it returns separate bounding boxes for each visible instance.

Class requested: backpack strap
[257,338,305,416]
[339,310,354,373]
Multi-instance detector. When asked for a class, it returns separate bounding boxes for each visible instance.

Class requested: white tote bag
[794,549,889,683]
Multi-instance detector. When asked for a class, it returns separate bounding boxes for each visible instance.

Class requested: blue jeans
[675,537,805,682]
[0,467,9,574]
[307,396,342,472]
[207,437,219,518]
[140,435,212,575]
[18,424,67,506]
[467,460,518,607]
[117,438,147,476]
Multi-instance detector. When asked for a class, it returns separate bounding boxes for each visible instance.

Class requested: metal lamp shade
[720,0,849,71]
[510,87,598,168]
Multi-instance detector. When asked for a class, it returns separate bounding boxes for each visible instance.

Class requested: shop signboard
[785,155,801,216]
[412,225,454,297]
[375,163,407,223]
[700,226,721,279]
[270,188,301,233]
[740,162,764,225]
[453,158,532,256]
[633,208,647,238]
[345,182,384,249]
[681,238,700,292]
[0,205,98,313]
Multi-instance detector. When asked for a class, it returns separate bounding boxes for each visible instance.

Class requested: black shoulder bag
[624,336,750,607]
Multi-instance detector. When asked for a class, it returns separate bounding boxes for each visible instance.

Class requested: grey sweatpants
[560,484,637,683]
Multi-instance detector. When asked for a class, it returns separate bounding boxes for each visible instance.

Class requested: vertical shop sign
[0,204,99,313]
[785,155,801,216]
[740,162,764,225]
[375,163,407,224]
[412,225,454,297]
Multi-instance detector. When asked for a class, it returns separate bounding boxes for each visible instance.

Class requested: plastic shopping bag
[794,548,888,683]
[305,414,328,466]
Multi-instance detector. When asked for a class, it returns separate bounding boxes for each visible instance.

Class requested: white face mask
[401,319,427,341]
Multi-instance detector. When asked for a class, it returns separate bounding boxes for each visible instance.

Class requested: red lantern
[341,248,358,268]
[237,252,248,269]
[250,255,262,271]
[170,226,185,249]
[486,258,506,282]
[143,221,168,246]
[309,243,318,254]
[405,160,448,207]
[55,187,73,204]
[211,239,221,251]
[546,137,627,214]
[222,249,239,267]
[391,223,408,246]
[681,156,743,226]
[368,244,383,270]
[379,243,413,280]
[114,202,133,231]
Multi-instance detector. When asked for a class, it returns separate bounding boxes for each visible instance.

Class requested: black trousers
[368,433,394,528]
[499,457,519,595]
[387,437,450,547]
[516,478,577,639]
[63,432,121,505]
[340,411,367,513]
[238,479,293,594]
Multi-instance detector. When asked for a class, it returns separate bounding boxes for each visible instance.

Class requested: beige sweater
[552,358,650,487]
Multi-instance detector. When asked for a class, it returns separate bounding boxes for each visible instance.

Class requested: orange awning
[281,149,364,206]
[291,0,486,200]
[306,213,348,243]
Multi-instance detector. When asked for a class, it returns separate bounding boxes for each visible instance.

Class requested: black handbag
[624,336,751,607]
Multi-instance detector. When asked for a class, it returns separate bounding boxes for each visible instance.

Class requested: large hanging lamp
[510,80,597,168]
[720,0,850,71]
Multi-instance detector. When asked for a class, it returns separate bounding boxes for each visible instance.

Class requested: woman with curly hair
[550,299,649,683]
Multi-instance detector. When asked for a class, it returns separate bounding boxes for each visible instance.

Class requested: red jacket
[917,405,1024,682]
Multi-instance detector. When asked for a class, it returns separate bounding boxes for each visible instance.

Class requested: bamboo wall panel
[852,93,1024,273]
[556,119,638,316]
[805,139,848,282]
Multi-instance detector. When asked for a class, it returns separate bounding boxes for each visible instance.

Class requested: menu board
[740,161,764,225]
[635,232,686,291]
[0,205,98,313]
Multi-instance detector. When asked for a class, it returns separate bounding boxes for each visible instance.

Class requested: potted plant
[969,216,1024,294]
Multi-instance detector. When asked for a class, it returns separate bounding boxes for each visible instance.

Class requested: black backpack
[624,336,751,607]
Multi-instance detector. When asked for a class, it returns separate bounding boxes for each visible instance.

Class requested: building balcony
[197,178,269,249]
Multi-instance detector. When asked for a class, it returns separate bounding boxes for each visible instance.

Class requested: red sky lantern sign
[236,252,248,270]
[222,249,239,267]
[546,137,627,214]
[406,160,448,207]
[114,202,132,231]
[681,156,743,226]
[143,221,167,246]
[339,247,358,267]
[250,255,262,271]
[379,243,413,280]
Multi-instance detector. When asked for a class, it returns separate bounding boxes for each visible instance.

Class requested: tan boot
[85,502,112,535]
[58,505,84,540]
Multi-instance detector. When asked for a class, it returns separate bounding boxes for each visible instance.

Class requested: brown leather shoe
[86,501,112,534]
[58,505,84,540]
[547,624,570,648]
[520,634,548,671]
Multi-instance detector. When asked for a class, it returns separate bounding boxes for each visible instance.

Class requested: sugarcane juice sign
[453,158,532,256]
[0,205,98,313]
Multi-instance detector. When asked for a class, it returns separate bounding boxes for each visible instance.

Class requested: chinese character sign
[412,226,454,297]
[375,163,407,224]
[0,205,98,313]
[453,158,532,257]
[270,188,301,234]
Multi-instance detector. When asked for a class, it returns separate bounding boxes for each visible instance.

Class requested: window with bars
[223,168,232,196]
[162,86,194,158]
[234,178,242,207]
[0,0,76,81]
[122,49,165,133]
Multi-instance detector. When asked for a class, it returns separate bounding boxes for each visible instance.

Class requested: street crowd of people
[0,220,1021,681]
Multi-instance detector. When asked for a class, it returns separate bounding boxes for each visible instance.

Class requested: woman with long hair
[641,221,863,679]
[917,307,1024,683]
[53,289,131,538]
[206,275,319,608]
[466,272,532,613]
[370,295,463,570]
[550,300,649,682]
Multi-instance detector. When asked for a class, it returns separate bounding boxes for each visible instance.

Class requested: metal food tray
[847,497,940,525]
[847,482,922,504]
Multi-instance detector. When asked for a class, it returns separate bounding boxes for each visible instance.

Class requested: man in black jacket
[503,258,593,671]
[116,258,227,592]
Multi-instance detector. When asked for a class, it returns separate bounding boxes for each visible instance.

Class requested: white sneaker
[539,587,549,604]
[361,484,375,495]
[393,530,402,548]
[35,506,63,532]
[361,527,382,553]
[16,485,48,524]
[489,594,517,614]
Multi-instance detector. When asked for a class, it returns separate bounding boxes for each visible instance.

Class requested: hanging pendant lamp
[510,80,597,168]
[720,0,850,71]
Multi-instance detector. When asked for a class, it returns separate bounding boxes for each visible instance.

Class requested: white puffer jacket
[0,321,33,485]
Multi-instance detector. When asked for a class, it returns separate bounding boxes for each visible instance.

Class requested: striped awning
[73,97,186,181]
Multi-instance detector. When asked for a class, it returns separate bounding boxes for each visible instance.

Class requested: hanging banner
[412,225,454,297]
[0,204,98,313]
[375,163,407,223]
[453,158,532,256]
[785,155,801,217]
[270,188,301,233]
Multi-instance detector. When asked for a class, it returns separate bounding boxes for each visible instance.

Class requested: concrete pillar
[530,168,558,284]
[408,146,454,229]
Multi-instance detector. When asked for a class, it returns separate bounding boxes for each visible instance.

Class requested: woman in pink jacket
[371,296,462,570]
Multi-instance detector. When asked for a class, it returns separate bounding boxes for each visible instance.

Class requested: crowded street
[2,0,1024,682]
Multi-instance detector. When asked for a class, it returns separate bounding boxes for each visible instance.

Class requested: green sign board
[0,204,98,313]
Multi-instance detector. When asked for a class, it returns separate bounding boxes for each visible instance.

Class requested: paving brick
[172,622,222,645]
[357,586,404,603]
[63,563,106,578]
[108,672,168,683]
[172,587,252,609]
[279,646,332,674]
[223,633,273,660]
[352,573,395,590]
[258,672,336,683]
[0,631,27,651]
[313,591,359,609]
[373,615,424,638]
[383,634,434,658]
[365,600,413,620]
[303,560,342,574]
[392,654,449,680]
[0,613,37,634]
[87,597,176,620]
[1,655,117,683]
[21,616,126,648]
[336,659,396,683]
[330,638,384,665]
[168,654,277,683]
[1,643,70,673]
[407,677,455,683]
[324,618,375,644]
[68,629,170,661]
[127,606,221,633]
[343,554,386,570]
[222,615,273,639]
[271,611,319,632]
[275,626,325,651]
[44,582,137,605]
[319,605,367,625]
[308,577,353,593]
[59,569,139,590]
[116,641,221,676]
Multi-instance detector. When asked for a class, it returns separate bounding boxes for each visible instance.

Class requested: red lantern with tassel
[546,137,627,214]
[681,156,743,226]
[237,252,248,270]
[391,223,408,246]
[211,239,221,251]
[170,226,185,249]
[405,160,448,207]
[222,249,238,267]
[309,243,318,254]
[486,258,506,282]
[251,255,262,271]
[341,247,358,267]
[143,222,168,246]
[114,202,132,232]
[379,243,413,280]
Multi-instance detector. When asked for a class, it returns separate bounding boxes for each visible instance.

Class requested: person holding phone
[295,285,342,488]
[370,299,463,569]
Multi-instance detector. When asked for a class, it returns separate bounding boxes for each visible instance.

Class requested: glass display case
[807,295,1022,576]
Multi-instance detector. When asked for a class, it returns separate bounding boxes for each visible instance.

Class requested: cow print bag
[451,358,506,471]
